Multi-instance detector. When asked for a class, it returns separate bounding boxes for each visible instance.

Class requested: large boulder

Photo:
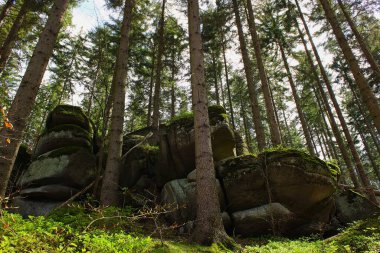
[156,106,236,185]
[216,149,338,236]
[45,105,93,135]
[18,147,96,190]
[335,190,380,225]
[161,178,226,224]
[33,124,93,159]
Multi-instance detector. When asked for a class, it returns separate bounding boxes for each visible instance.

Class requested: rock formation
[8,105,380,237]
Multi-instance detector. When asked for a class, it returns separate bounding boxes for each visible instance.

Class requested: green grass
[1,205,379,253]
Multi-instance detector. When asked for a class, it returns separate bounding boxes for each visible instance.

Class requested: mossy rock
[33,124,93,159]
[122,134,146,154]
[45,105,93,134]
[166,105,228,129]
[8,144,32,193]
[17,147,96,189]
[217,151,336,214]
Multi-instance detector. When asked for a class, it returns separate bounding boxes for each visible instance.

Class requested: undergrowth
[0,205,379,253]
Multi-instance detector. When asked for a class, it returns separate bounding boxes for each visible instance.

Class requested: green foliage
[1,206,380,252]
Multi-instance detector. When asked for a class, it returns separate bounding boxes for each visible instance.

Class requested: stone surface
[33,125,93,158]
[20,184,79,200]
[10,197,64,218]
[45,105,93,134]
[335,190,380,225]
[18,147,96,189]
[161,178,226,224]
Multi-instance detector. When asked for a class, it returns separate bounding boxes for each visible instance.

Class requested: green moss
[1,206,380,253]
[41,124,93,141]
[141,144,160,152]
[46,105,93,133]
[166,106,229,128]
[166,111,194,128]
[37,146,83,160]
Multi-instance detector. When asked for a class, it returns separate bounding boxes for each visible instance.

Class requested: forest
[0,0,380,252]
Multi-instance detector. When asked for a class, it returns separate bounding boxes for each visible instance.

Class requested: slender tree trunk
[0,0,70,198]
[0,0,14,28]
[341,66,380,154]
[281,109,293,146]
[268,82,284,144]
[232,0,266,150]
[278,40,315,155]
[355,121,380,183]
[241,97,253,153]
[170,51,176,119]
[296,12,360,189]
[0,1,28,74]
[318,0,380,136]
[315,127,327,159]
[246,0,281,146]
[188,0,230,245]
[212,53,220,105]
[221,37,235,130]
[300,1,377,203]
[100,0,134,206]
[337,0,380,82]
[147,42,156,127]
[295,2,361,188]
[151,0,166,141]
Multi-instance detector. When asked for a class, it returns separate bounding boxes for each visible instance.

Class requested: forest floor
[0,203,379,253]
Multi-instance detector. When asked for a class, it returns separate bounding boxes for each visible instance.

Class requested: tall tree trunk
[281,109,293,146]
[337,0,380,82]
[212,53,220,105]
[170,50,176,119]
[188,0,229,245]
[0,0,70,198]
[100,0,134,206]
[355,121,380,183]
[295,1,361,188]
[278,40,315,155]
[341,65,380,154]
[298,0,377,203]
[241,97,253,153]
[232,0,266,150]
[0,0,14,28]
[220,30,235,129]
[0,1,28,74]
[268,82,284,144]
[151,0,166,141]
[318,0,380,136]
[147,41,156,127]
[245,0,281,146]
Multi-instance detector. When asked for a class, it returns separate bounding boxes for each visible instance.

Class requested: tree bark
[318,0,380,136]
[212,53,220,105]
[246,0,281,146]
[232,0,266,150]
[170,50,176,119]
[278,40,315,155]
[0,1,28,74]
[0,0,14,28]
[151,0,166,141]
[188,0,230,245]
[147,41,156,127]
[100,0,135,206]
[337,0,380,82]
[298,0,377,203]
[294,4,360,188]
[221,35,235,130]
[0,0,70,198]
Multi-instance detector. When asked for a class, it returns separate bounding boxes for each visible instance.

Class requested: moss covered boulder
[46,105,93,134]
[33,124,93,159]
[335,190,380,225]
[160,178,226,225]
[157,106,236,185]
[216,149,337,236]
[17,147,96,191]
